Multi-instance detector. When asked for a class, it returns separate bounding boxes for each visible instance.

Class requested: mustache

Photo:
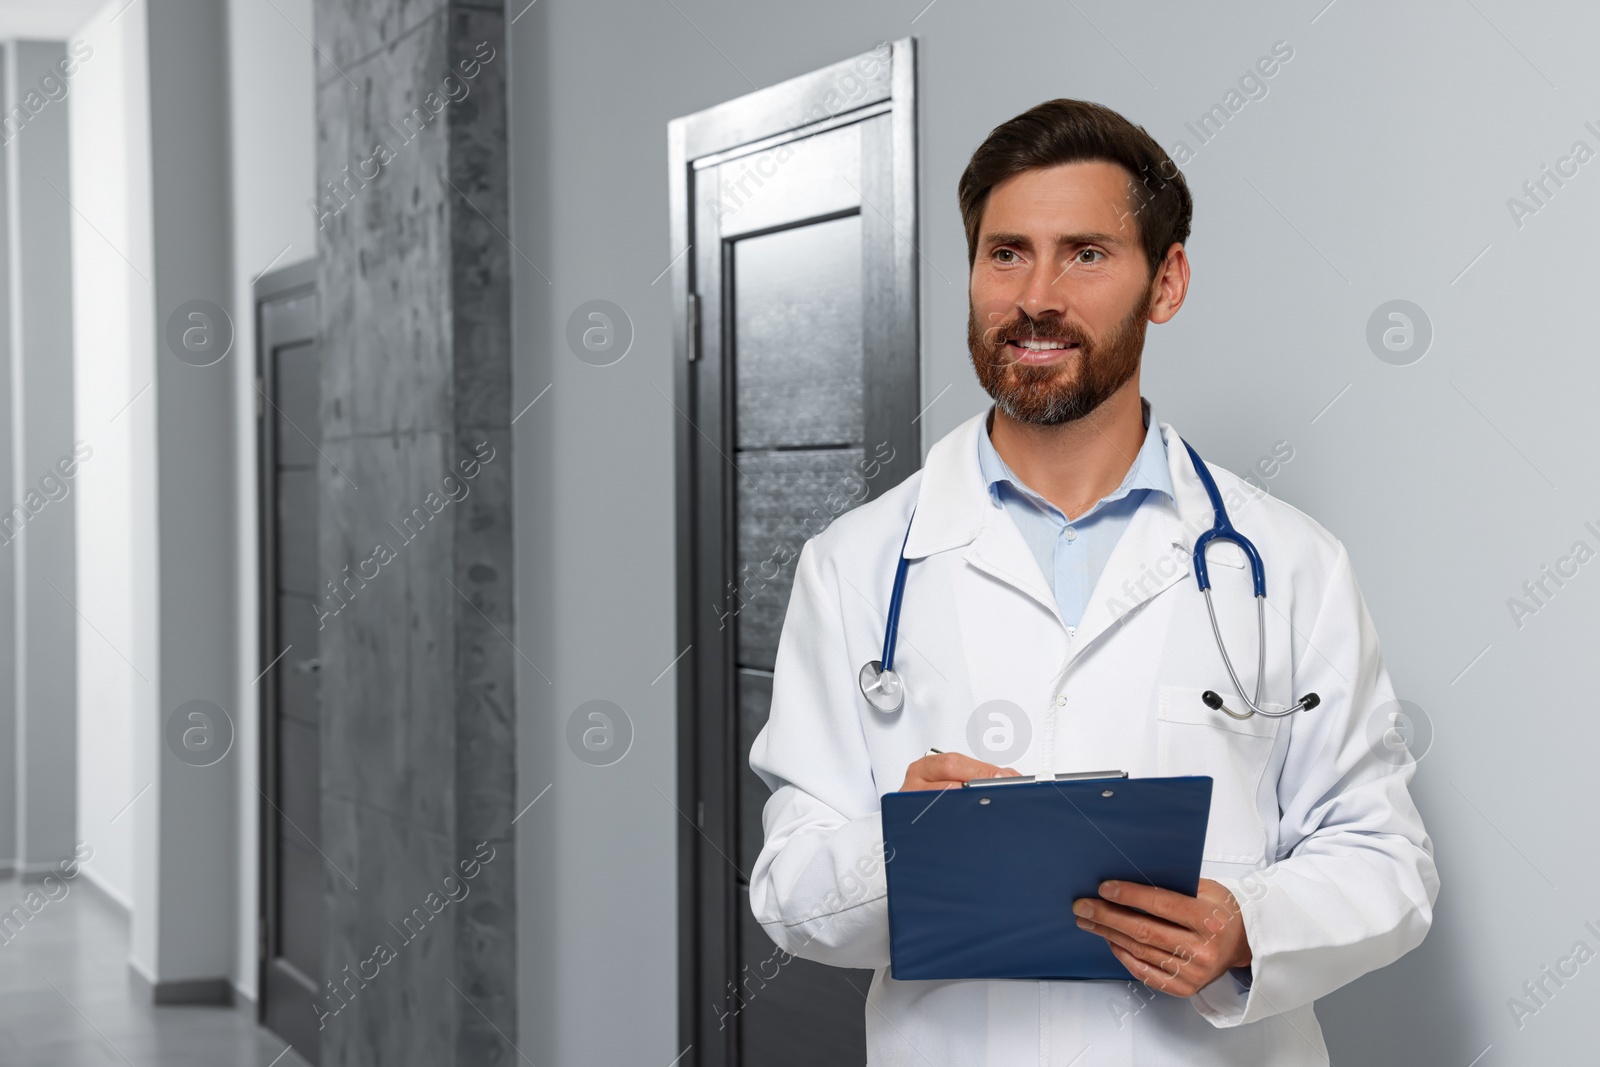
[979,316,1091,349]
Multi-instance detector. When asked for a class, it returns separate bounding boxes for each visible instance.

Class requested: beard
[967,289,1152,426]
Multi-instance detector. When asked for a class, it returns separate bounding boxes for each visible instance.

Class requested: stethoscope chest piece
[859,660,905,714]
[859,512,918,714]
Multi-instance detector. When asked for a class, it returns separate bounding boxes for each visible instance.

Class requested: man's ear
[1147,243,1190,325]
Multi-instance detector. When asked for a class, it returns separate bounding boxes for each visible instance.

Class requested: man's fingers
[899,752,1019,791]
[1094,880,1204,928]
[1107,943,1198,998]
[1072,899,1190,957]
[1082,879,1247,994]
[918,753,1013,785]
[1078,918,1190,970]
[931,753,1011,781]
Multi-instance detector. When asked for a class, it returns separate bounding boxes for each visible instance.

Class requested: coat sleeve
[1193,541,1440,1027]
[746,538,893,970]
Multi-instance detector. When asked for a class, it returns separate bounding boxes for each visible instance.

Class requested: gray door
[255,260,323,1064]
[669,40,920,1067]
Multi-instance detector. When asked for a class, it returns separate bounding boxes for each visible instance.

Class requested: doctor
[747,98,1438,1065]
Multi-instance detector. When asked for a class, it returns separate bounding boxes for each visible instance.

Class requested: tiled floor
[0,877,314,1067]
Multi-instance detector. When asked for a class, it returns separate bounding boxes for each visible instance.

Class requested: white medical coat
[747,410,1438,1066]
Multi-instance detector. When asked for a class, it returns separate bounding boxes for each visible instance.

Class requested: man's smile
[1005,337,1080,365]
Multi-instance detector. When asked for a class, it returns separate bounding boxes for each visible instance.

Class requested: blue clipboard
[881,774,1212,981]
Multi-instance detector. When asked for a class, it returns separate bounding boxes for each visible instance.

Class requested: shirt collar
[975,397,1175,516]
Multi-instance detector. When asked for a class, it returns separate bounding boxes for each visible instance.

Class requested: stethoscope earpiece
[1203,686,1322,720]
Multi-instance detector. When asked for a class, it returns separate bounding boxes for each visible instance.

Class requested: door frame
[253,257,318,1049]
[667,38,919,1066]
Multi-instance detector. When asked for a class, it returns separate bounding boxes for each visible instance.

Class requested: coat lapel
[903,409,1228,654]
[1067,494,1189,651]
[964,506,1060,622]
[1068,421,1221,655]
[903,410,1058,620]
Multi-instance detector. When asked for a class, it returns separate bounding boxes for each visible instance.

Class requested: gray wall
[0,47,13,875]
[140,0,238,988]
[511,1,1600,1064]
[6,39,78,878]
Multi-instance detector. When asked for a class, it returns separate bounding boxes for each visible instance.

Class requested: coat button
[1055,694,1068,707]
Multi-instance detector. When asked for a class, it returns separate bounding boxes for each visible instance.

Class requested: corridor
[0,0,1591,1063]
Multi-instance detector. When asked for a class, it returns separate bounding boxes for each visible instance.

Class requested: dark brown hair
[958,99,1192,278]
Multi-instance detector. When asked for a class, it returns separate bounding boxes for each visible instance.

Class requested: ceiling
[0,0,112,39]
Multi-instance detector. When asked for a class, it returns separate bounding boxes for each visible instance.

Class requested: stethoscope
[857,439,1321,721]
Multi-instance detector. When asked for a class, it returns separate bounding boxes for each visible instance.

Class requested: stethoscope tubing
[879,514,917,672]
[1186,439,1313,719]
[1204,590,1269,719]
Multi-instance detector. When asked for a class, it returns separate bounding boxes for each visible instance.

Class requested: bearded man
[747,98,1437,1066]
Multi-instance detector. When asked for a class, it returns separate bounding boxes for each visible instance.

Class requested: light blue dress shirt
[975,400,1174,630]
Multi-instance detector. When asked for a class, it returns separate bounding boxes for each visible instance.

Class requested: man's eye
[1076,248,1104,264]
[993,249,1017,264]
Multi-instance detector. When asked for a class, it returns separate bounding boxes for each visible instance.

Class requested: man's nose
[1017,262,1067,320]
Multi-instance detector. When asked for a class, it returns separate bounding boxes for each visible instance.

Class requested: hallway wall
[6,38,79,881]
[510,1,1600,1064]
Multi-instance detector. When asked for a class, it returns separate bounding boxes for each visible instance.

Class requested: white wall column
[127,0,238,1001]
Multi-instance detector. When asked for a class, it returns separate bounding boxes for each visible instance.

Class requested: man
[748,99,1437,1065]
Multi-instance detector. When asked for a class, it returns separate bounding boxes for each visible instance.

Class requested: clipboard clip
[963,769,1129,788]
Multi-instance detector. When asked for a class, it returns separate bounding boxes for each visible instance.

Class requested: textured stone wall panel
[447,5,512,433]
[319,9,453,442]
[315,1,515,1064]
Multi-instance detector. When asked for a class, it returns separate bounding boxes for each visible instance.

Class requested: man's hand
[1071,878,1251,997]
[898,752,1021,792]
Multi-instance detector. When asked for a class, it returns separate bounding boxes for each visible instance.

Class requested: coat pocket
[1156,684,1275,864]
